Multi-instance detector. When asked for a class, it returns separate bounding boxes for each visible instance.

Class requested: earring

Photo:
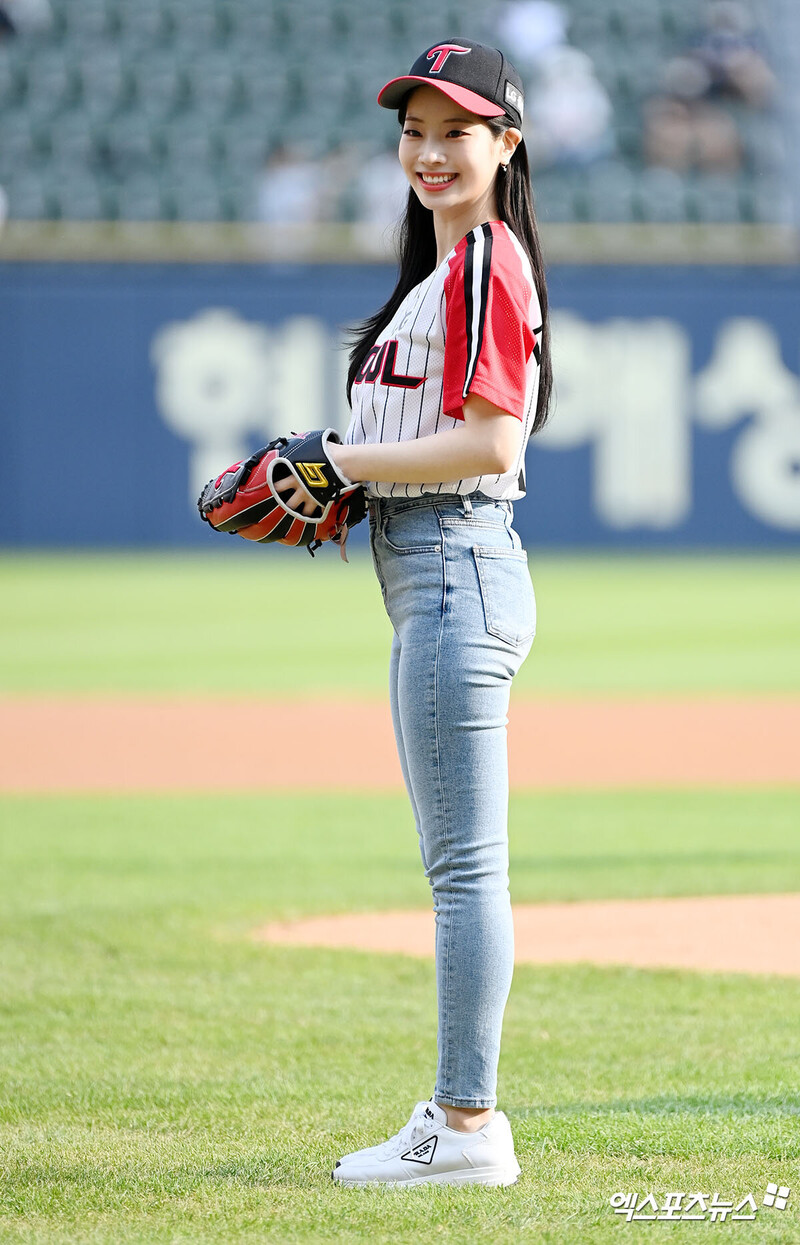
[499,163,508,173]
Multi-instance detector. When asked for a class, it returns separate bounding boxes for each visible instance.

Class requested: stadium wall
[1,259,799,549]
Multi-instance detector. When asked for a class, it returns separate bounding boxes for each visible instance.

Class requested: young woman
[279,38,553,1186]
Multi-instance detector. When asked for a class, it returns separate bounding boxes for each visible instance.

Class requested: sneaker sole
[332,1165,521,1188]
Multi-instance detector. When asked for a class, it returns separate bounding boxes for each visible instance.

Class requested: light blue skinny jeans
[367,490,536,1108]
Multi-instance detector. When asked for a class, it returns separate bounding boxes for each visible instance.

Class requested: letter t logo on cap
[426,44,471,74]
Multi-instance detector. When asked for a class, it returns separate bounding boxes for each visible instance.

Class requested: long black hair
[345,100,553,436]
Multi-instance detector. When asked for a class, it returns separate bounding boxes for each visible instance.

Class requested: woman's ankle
[436,1102,495,1133]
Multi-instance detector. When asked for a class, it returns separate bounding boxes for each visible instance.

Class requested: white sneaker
[331,1100,521,1187]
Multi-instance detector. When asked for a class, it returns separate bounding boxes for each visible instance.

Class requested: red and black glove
[197,429,366,559]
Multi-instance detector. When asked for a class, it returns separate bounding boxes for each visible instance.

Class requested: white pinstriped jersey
[344,219,542,500]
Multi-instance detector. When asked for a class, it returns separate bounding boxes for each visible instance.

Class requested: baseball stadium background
[1,0,799,1241]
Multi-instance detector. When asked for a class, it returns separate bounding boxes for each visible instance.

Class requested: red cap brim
[377,76,506,119]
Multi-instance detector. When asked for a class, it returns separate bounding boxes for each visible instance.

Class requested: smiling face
[398,84,519,225]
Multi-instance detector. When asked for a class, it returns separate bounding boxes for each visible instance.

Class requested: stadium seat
[686,173,744,223]
[129,55,187,122]
[614,48,667,103]
[7,173,54,220]
[0,49,24,110]
[116,174,169,221]
[54,176,112,221]
[160,116,223,172]
[101,112,161,176]
[749,175,796,224]
[225,7,276,49]
[635,166,688,222]
[62,0,116,42]
[4,0,790,225]
[215,170,251,221]
[169,173,226,221]
[238,77,285,129]
[23,49,79,116]
[612,118,642,162]
[169,0,223,52]
[115,0,172,53]
[219,120,271,175]
[738,112,788,176]
[616,5,664,41]
[585,160,638,221]
[184,56,240,122]
[533,171,584,223]
[2,109,47,171]
[78,48,131,120]
[46,111,99,169]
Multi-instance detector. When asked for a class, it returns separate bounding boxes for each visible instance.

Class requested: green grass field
[1,553,799,1243]
[1,551,798,696]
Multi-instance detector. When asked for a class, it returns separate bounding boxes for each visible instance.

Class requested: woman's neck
[433,194,500,266]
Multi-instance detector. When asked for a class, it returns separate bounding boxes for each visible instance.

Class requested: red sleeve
[442,222,536,422]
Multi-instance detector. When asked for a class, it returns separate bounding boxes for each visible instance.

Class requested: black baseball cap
[378,39,524,130]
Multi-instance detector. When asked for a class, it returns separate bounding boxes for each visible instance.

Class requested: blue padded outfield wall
[1,261,799,549]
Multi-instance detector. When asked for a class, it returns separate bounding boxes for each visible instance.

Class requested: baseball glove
[197,428,366,559]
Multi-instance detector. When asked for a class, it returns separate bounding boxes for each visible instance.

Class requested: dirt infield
[1,695,799,792]
[255,893,800,978]
[3,693,797,978]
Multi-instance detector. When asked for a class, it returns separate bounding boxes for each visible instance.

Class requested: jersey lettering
[355,343,385,384]
[354,339,426,389]
[380,340,426,389]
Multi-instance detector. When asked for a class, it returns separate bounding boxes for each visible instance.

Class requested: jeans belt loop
[461,494,473,518]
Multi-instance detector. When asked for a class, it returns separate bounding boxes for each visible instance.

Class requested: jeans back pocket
[472,546,536,646]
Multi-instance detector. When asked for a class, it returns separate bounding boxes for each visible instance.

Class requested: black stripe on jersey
[463,230,475,400]
[531,322,543,366]
[463,223,494,397]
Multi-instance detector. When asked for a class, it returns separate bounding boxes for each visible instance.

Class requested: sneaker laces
[374,1102,434,1159]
